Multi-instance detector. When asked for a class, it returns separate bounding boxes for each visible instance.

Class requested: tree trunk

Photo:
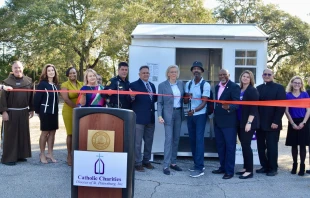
[79,57,84,81]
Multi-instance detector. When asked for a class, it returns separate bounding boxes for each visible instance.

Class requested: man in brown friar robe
[0,61,34,165]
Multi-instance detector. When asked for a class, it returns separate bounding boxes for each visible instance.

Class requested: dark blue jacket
[214,80,240,128]
[34,81,59,115]
[130,79,157,125]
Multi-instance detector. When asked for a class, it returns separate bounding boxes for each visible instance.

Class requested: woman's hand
[292,123,300,130]
[245,123,251,132]
[158,116,164,124]
[297,123,304,130]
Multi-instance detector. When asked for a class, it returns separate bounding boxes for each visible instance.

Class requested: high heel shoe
[46,154,57,163]
[239,172,253,179]
[291,163,297,174]
[39,154,48,164]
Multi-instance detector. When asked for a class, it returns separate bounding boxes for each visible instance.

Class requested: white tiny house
[129,23,269,156]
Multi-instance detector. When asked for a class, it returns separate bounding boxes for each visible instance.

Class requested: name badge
[16,82,21,86]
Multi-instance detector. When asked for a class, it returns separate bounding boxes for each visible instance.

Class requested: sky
[0,0,309,23]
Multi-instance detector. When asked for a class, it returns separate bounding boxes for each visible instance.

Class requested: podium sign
[72,108,136,198]
[73,151,127,188]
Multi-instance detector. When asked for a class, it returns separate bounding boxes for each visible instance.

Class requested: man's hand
[3,85,13,91]
[188,110,194,116]
[222,104,230,110]
[129,88,136,97]
[29,111,34,119]
[271,123,278,129]
[2,111,9,121]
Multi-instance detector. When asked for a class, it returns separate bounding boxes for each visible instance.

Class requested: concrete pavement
[0,114,309,198]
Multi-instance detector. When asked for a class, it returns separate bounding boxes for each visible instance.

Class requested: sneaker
[190,170,204,178]
[188,166,205,172]
[135,165,145,172]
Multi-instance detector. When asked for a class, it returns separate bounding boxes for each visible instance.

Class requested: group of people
[0,60,310,181]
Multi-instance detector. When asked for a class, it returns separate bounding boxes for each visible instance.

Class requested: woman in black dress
[34,64,59,164]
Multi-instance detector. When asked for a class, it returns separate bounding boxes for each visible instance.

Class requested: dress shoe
[239,173,253,179]
[266,171,277,176]
[17,158,27,162]
[143,163,154,170]
[298,163,305,176]
[3,162,16,166]
[256,167,268,173]
[212,169,225,174]
[170,164,182,171]
[291,163,297,174]
[236,171,245,175]
[135,165,145,172]
[222,174,233,179]
[306,170,310,174]
[163,168,170,175]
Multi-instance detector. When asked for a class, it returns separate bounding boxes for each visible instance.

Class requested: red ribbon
[7,88,310,108]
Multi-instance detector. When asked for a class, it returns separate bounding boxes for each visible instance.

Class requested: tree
[214,0,310,70]
[0,0,214,81]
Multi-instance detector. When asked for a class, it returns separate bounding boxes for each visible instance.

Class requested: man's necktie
[146,82,153,100]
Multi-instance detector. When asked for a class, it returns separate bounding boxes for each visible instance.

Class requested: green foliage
[214,0,310,70]
[0,0,214,83]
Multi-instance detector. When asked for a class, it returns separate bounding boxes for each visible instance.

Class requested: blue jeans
[187,114,207,171]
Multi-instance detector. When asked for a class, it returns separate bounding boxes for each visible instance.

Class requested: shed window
[235,50,257,82]
[235,50,257,66]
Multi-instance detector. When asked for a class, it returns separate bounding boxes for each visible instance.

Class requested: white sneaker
[190,170,204,178]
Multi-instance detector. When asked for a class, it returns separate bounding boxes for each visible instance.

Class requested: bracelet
[193,109,196,113]
[291,123,296,126]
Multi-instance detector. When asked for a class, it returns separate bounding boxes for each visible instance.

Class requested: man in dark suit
[256,69,286,176]
[130,65,157,172]
[212,69,240,179]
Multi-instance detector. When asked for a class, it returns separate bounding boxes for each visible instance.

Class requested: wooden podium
[71,108,136,198]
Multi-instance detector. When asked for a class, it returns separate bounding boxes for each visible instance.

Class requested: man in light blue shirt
[184,61,210,178]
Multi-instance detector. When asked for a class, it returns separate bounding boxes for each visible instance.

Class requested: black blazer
[130,79,157,125]
[239,85,259,130]
[34,81,59,114]
[214,80,240,128]
[256,81,286,131]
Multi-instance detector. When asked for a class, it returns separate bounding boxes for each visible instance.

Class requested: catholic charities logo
[94,153,104,175]
[74,151,127,188]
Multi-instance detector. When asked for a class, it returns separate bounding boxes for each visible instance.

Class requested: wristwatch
[247,121,252,124]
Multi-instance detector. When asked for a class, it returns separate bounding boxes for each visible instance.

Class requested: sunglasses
[263,73,272,77]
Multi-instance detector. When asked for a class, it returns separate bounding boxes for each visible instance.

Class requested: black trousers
[256,130,280,172]
[238,128,254,172]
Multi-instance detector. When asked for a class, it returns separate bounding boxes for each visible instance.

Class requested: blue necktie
[146,82,152,100]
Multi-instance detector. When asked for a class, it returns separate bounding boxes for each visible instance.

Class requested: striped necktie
[146,82,153,100]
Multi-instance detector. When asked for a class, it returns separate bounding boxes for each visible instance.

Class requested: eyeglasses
[141,72,150,75]
[292,82,302,85]
[263,73,272,77]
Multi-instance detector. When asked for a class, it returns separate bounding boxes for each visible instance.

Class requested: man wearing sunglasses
[256,69,286,176]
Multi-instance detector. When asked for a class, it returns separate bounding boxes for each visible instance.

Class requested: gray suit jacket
[157,80,185,125]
